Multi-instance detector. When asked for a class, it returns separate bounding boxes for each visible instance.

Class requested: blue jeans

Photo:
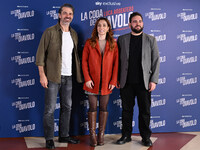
[43,76,72,140]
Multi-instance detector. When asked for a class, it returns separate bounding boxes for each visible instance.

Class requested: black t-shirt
[127,33,143,84]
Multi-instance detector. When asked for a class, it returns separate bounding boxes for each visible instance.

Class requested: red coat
[82,39,118,95]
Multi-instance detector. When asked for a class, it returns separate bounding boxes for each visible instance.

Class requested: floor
[0,132,199,150]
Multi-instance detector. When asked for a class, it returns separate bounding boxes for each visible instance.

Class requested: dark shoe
[116,136,131,144]
[58,137,80,144]
[46,140,55,149]
[142,138,152,146]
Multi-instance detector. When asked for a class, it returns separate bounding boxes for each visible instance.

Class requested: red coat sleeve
[82,40,92,82]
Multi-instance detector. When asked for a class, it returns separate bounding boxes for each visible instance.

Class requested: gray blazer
[117,33,160,90]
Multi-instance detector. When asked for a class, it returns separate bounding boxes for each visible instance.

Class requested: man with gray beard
[36,3,83,149]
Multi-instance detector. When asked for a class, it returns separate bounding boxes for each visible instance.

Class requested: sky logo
[95,1,102,6]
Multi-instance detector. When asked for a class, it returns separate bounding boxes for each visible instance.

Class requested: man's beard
[131,26,144,33]
[62,17,72,25]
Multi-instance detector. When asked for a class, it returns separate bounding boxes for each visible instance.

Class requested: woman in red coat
[82,17,118,147]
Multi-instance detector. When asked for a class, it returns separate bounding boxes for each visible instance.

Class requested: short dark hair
[129,12,143,23]
[58,3,74,22]
[58,3,74,14]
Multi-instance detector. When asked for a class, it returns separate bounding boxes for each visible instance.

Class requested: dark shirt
[127,33,143,84]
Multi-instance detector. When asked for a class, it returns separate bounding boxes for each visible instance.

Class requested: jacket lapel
[142,33,146,61]
[125,34,131,59]
[95,40,101,56]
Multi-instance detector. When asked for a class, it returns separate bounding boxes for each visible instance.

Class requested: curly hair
[89,17,115,51]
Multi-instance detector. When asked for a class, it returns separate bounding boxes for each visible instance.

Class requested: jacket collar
[55,23,73,32]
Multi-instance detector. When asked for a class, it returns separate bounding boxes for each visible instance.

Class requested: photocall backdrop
[0,0,200,137]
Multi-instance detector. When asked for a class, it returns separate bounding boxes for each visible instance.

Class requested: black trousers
[120,83,152,140]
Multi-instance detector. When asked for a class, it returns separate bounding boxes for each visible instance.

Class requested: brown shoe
[97,111,108,146]
[88,111,97,147]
